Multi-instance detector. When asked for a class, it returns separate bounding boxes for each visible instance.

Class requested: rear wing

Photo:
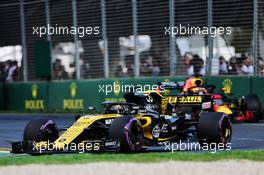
[178,95,211,104]
[158,81,185,90]
[167,95,212,105]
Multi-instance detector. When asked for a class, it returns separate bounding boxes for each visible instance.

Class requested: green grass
[0,150,264,166]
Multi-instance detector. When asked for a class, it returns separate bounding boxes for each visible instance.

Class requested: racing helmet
[189,78,207,94]
[190,78,203,87]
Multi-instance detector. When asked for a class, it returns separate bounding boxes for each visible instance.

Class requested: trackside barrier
[2,76,263,112]
[0,84,3,110]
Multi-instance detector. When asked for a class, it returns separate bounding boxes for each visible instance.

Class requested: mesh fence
[106,0,133,78]
[0,0,263,81]
[24,0,46,80]
[211,0,254,76]
[137,1,169,77]
[258,0,264,75]
[174,0,207,76]
[0,2,22,81]
[77,0,102,79]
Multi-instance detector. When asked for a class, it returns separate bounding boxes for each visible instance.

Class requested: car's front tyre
[197,112,232,148]
[23,119,59,143]
[109,115,143,152]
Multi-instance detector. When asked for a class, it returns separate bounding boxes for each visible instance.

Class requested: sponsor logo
[152,125,161,138]
[202,102,211,109]
[105,119,114,125]
[222,79,232,94]
[25,100,45,110]
[105,141,117,147]
[166,97,177,104]
[161,98,168,114]
[32,84,37,98]
[70,82,77,98]
[63,99,84,110]
[63,83,84,110]
[25,84,45,110]
[104,98,125,102]
[178,96,202,103]
[146,95,154,103]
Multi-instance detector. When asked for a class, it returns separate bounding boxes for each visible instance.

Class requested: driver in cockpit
[182,75,208,95]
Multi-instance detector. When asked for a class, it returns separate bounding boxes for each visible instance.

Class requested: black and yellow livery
[12,88,232,154]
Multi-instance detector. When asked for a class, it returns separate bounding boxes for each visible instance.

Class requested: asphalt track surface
[0,114,263,153]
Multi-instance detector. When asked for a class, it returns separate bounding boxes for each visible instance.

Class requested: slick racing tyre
[109,115,143,152]
[244,94,262,122]
[197,112,232,147]
[23,119,59,142]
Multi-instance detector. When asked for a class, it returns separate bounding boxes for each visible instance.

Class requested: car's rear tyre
[197,112,232,147]
[23,119,59,142]
[109,115,143,152]
[244,94,262,122]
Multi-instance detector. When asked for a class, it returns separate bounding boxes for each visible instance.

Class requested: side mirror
[87,106,100,113]
[132,106,140,110]
[88,106,95,110]
[177,81,185,87]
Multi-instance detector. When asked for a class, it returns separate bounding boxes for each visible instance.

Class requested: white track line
[234,138,264,142]
[239,123,264,126]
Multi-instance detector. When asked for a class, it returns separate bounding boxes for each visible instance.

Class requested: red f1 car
[155,76,262,122]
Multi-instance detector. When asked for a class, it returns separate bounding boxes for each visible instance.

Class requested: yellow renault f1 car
[11,93,232,154]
